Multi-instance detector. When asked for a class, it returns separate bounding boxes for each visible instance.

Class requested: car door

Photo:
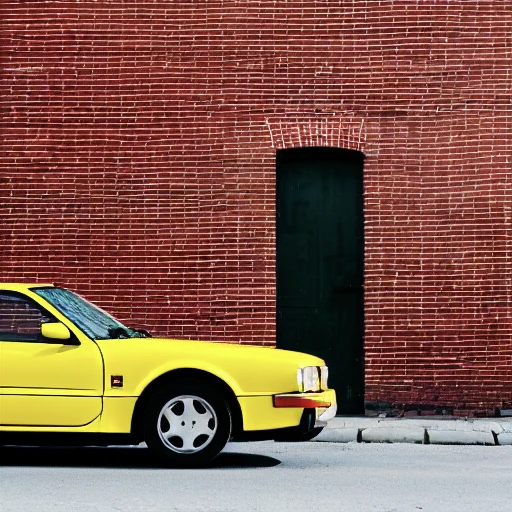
[0,291,104,427]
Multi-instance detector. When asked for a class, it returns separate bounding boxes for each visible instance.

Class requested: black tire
[275,426,324,442]
[143,380,232,467]
[300,426,324,441]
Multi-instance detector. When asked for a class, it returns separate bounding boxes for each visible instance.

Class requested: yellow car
[0,283,336,467]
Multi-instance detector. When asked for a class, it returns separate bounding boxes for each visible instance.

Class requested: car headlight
[297,366,329,392]
[297,366,319,392]
[320,365,328,390]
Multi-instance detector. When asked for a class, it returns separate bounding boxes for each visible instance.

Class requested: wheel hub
[157,395,218,454]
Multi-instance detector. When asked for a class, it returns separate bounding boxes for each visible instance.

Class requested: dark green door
[276,147,364,414]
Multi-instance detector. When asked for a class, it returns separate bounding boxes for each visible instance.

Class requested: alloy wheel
[156,395,218,454]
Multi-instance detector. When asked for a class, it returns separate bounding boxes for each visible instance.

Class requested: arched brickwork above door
[264,115,368,154]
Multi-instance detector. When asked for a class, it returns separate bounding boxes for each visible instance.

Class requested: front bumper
[233,388,336,441]
[273,388,337,428]
[315,390,337,427]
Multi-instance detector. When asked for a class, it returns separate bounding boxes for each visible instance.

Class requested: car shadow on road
[0,445,281,470]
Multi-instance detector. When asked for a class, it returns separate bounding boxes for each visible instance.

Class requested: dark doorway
[276,147,364,414]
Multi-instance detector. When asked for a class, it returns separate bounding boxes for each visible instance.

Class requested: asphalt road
[1,441,512,512]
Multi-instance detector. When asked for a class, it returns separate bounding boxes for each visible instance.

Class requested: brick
[2,0,512,414]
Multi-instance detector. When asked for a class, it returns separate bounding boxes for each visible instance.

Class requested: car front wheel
[143,381,232,467]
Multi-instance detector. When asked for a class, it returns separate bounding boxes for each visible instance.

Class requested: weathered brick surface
[1,1,511,413]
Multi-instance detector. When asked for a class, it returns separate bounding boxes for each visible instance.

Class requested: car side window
[0,292,55,342]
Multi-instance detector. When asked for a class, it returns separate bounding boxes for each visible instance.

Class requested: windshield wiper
[108,327,132,339]
[130,328,152,338]
[108,326,152,339]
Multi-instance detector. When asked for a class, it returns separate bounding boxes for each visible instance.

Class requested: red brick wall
[2,1,511,414]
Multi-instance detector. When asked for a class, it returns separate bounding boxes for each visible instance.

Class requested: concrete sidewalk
[314,416,512,445]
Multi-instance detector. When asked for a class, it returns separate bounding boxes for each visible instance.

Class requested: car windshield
[32,287,151,340]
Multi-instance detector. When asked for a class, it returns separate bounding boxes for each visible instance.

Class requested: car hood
[149,337,324,366]
[97,336,325,396]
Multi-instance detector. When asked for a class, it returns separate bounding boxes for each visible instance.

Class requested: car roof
[0,283,55,292]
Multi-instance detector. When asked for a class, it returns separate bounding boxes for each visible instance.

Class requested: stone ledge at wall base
[363,403,512,418]
[312,416,512,446]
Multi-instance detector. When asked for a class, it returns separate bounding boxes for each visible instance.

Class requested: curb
[314,427,497,445]
[361,426,426,444]
[312,417,512,446]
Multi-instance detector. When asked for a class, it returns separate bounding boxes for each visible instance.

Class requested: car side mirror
[41,322,72,342]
